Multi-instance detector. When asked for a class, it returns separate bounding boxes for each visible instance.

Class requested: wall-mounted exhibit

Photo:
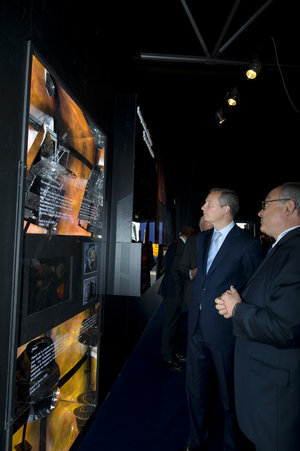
[11,52,107,451]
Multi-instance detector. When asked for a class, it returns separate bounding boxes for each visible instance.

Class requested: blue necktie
[206,231,222,273]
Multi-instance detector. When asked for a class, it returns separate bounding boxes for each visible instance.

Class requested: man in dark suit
[159,225,195,371]
[181,188,263,451]
[215,182,300,451]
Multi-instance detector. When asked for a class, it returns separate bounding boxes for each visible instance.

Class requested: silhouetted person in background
[180,216,213,307]
[177,217,214,360]
[159,225,195,372]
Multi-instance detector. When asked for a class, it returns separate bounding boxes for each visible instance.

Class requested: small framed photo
[83,243,98,274]
[83,276,97,305]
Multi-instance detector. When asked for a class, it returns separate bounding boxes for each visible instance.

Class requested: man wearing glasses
[215,182,300,451]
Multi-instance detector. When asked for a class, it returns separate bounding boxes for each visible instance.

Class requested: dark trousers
[161,295,183,361]
[186,316,238,450]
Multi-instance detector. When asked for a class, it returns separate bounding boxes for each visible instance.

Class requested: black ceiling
[59,0,300,222]
[105,0,299,220]
[131,0,299,66]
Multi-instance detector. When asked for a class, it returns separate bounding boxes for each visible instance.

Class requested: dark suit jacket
[233,227,300,450]
[159,237,185,300]
[179,235,197,306]
[189,224,263,349]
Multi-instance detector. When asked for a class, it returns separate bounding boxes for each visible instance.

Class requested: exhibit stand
[0,47,107,450]
[0,30,166,451]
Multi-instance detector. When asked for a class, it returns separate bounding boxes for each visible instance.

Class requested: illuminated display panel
[19,53,106,327]
[25,55,105,237]
[13,305,100,450]
[13,53,106,450]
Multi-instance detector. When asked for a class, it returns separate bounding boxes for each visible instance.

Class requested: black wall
[0,2,152,447]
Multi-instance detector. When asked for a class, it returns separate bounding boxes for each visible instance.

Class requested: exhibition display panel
[13,305,100,450]
[12,53,106,450]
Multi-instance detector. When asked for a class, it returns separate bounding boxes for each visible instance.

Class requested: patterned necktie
[206,231,222,273]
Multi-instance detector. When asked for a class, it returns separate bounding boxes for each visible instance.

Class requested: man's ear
[223,205,230,216]
[286,199,296,216]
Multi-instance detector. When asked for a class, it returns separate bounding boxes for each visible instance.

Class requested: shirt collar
[273,225,300,247]
[214,220,235,238]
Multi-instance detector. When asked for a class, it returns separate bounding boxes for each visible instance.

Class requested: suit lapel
[242,227,300,292]
[241,245,278,294]
[206,226,238,274]
[199,230,213,277]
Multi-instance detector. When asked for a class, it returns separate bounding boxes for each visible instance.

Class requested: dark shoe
[175,352,186,362]
[162,360,182,372]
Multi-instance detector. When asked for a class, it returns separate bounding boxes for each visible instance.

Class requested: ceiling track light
[215,108,226,124]
[226,87,240,106]
[246,56,261,79]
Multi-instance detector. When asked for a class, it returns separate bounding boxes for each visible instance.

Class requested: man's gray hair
[210,187,239,219]
[279,182,300,216]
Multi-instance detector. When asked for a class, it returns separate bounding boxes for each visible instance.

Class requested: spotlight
[215,108,226,124]
[246,56,261,79]
[226,87,239,106]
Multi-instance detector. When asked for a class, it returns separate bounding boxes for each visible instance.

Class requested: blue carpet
[76,301,189,451]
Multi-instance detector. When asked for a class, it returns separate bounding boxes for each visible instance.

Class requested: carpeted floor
[73,275,257,451]
[75,300,190,451]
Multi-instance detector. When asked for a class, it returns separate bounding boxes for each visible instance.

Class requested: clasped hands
[215,285,242,319]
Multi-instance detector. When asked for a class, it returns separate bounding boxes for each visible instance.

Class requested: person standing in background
[177,217,214,361]
[180,216,213,307]
[159,225,195,372]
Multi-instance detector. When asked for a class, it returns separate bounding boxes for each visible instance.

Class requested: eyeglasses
[261,199,291,210]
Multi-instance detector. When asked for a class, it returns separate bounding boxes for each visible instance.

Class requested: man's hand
[215,285,242,318]
[190,268,198,279]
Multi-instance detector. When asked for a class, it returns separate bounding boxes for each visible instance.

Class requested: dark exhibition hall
[71,0,300,225]
[0,1,300,450]
[75,0,300,220]
[128,0,300,224]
